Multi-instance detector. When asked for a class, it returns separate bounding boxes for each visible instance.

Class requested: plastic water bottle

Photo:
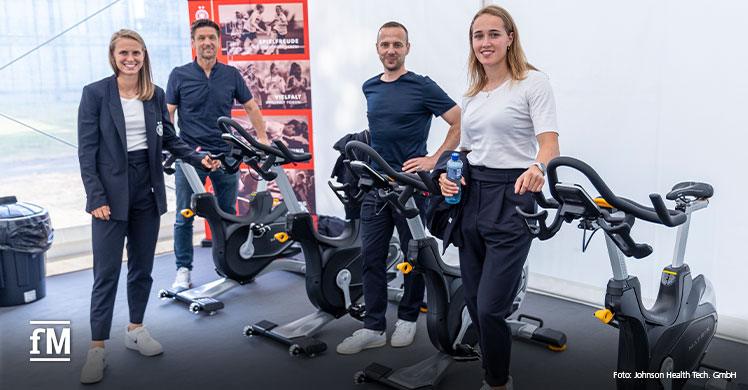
[445,152,462,204]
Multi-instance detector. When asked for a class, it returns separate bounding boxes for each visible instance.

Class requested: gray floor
[1,247,747,390]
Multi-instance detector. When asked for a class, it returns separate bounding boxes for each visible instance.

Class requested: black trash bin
[0,196,54,306]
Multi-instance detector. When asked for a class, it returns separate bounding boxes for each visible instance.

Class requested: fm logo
[29,321,71,362]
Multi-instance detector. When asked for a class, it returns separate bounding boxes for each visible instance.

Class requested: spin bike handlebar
[516,156,687,259]
[209,152,243,174]
[344,141,438,218]
[216,116,311,181]
[345,141,433,192]
[546,157,686,227]
[161,151,242,175]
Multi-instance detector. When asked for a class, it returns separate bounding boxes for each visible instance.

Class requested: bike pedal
[452,343,481,361]
[348,304,366,321]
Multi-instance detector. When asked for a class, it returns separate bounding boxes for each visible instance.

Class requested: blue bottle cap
[450,152,459,160]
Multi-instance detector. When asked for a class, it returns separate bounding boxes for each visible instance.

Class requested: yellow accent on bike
[594,308,614,324]
[663,270,677,276]
[594,198,613,209]
[396,262,413,274]
[548,344,567,352]
[180,209,195,218]
[274,232,289,243]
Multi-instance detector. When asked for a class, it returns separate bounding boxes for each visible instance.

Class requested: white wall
[307,0,748,341]
[490,0,748,341]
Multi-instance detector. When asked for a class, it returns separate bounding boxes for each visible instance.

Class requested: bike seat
[640,305,678,326]
[441,262,462,278]
[438,257,462,278]
[666,182,713,200]
[633,272,682,326]
[315,219,360,247]
[193,193,253,224]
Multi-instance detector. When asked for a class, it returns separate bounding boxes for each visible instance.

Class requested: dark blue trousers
[360,191,427,331]
[90,150,160,340]
[458,167,535,386]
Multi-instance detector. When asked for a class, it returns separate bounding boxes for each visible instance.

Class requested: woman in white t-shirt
[439,6,560,390]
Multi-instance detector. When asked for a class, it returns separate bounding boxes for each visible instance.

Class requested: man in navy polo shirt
[336,21,461,355]
[166,19,269,290]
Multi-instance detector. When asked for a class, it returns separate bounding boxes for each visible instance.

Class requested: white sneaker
[336,328,386,355]
[80,347,106,384]
[172,267,191,290]
[125,326,163,356]
[390,319,417,347]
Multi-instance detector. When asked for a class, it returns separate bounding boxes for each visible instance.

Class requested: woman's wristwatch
[531,161,546,176]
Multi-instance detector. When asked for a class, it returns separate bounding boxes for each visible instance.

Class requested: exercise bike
[222,120,404,358]
[157,118,305,315]
[516,156,744,390]
[344,141,567,389]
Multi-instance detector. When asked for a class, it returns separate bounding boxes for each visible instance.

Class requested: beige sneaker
[171,267,191,290]
[125,326,163,356]
[390,319,417,347]
[336,328,386,355]
[80,347,106,384]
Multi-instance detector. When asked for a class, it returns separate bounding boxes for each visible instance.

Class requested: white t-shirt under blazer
[120,96,148,152]
[459,70,558,169]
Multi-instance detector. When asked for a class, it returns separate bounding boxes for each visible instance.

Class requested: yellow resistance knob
[180,209,195,218]
[274,232,289,243]
[396,262,413,274]
[594,309,614,324]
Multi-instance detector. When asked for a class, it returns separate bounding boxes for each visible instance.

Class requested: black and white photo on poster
[219,2,306,55]
[232,60,311,109]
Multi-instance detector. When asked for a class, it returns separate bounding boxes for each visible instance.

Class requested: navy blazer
[426,150,470,253]
[77,75,203,221]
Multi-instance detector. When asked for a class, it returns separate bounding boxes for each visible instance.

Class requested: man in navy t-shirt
[336,21,461,355]
[166,19,269,290]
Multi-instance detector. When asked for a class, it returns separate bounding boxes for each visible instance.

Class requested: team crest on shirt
[195,6,209,20]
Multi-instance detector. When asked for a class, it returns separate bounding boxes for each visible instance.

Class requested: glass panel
[0,0,189,229]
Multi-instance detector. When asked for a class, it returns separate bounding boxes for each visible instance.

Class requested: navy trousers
[90,150,160,340]
[458,166,535,386]
[360,190,427,331]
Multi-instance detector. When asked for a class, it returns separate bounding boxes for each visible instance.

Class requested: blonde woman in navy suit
[77,29,219,384]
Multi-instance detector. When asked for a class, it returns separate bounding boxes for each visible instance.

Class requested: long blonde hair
[108,29,154,100]
[466,5,536,97]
